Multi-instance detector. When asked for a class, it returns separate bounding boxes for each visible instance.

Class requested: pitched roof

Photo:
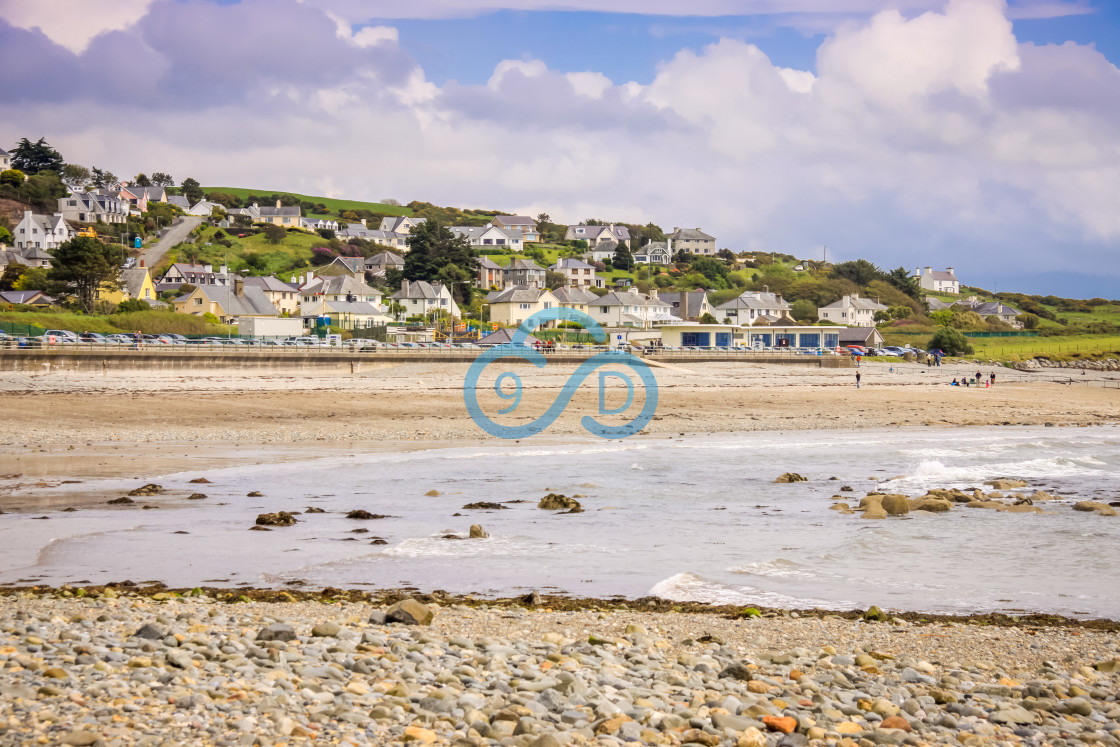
[837,327,881,344]
[716,291,789,310]
[819,295,887,311]
[119,268,151,296]
[313,301,388,316]
[302,274,380,297]
[551,287,598,304]
[243,275,299,293]
[167,195,190,209]
[925,270,958,281]
[485,286,552,304]
[571,224,631,240]
[391,279,447,300]
[478,256,503,270]
[552,257,595,270]
[477,328,542,347]
[669,228,715,241]
[506,258,543,272]
[0,290,48,304]
[194,285,278,316]
[258,205,301,217]
[496,215,536,226]
[367,251,404,265]
[657,290,709,319]
[636,241,671,255]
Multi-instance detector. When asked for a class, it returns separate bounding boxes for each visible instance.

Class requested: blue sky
[1,0,1118,297]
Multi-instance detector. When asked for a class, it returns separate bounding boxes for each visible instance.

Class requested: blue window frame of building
[800,333,820,348]
[776,333,796,347]
[715,332,732,348]
[824,333,840,348]
[682,332,710,347]
[752,333,772,347]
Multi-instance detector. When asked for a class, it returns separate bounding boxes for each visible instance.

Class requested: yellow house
[173,281,278,324]
[484,286,559,328]
[97,267,157,305]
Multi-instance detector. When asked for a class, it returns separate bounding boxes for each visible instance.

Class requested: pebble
[0,595,1117,747]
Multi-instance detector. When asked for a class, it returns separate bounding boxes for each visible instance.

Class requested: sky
[1,0,1118,297]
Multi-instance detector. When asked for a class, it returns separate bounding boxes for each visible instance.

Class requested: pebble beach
[2,591,1119,747]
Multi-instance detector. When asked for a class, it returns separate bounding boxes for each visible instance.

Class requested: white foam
[649,572,851,609]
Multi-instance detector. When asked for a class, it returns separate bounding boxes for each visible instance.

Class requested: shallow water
[2,425,1119,618]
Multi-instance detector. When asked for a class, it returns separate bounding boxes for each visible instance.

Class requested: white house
[187,200,222,217]
[634,240,673,265]
[450,224,524,251]
[564,223,631,249]
[668,227,716,256]
[713,290,790,325]
[13,211,73,252]
[0,148,10,170]
[303,217,340,232]
[379,216,427,234]
[390,279,461,320]
[492,215,541,243]
[299,274,383,307]
[817,293,887,327]
[913,266,960,294]
[587,290,674,328]
[57,190,129,224]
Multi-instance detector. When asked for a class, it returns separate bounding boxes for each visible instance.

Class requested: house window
[600,306,608,313]
[519,303,531,310]
[194,298,203,306]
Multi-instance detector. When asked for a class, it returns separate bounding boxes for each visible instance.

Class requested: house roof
[0,290,49,304]
[477,328,542,347]
[657,290,709,319]
[119,268,151,296]
[302,274,380,297]
[594,291,668,309]
[669,228,715,241]
[926,298,953,310]
[478,257,503,270]
[19,246,54,261]
[368,251,404,265]
[392,279,447,300]
[819,295,887,311]
[552,257,595,270]
[451,224,522,243]
[925,270,958,281]
[636,241,671,255]
[192,285,278,316]
[965,301,1020,317]
[716,291,789,311]
[551,287,598,304]
[258,205,301,217]
[308,300,388,317]
[243,275,299,293]
[167,195,190,209]
[486,286,552,304]
[571,224,631,241]
[381,216,426,232]
[837,327,881,344]
[496,215,536,226]
[506,258,543,272]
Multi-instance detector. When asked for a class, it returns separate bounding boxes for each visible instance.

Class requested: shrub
[116,299,151,313]
[928,326,974,356]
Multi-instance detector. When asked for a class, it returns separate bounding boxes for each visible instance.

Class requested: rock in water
[775,473,808,483]
[107,497,134,505]
[1073,501,1118,516]
[255,512,297,527]
[128,483,163,496]
[861,505,887,520]
[188,477,211,484]
[914,497,953,513]
[346,509,387,519]
[538,493,581,510]
[247,491,263,497]
[463,502,507,510]
[305,507,326,513]
[985,479,1027,489]
[863,605,888,621]
[880,494,910,515]
[187,493,207,500]
[425,489,441,496]
[469,524,489,538]
[385,598,434,626]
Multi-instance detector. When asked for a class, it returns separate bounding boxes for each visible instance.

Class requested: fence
[0,321,47,337]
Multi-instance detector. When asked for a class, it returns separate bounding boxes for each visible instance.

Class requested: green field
[0,310,232,336]
[967,334,1120,361]
[160,226,324,279]
[201,188,412,220]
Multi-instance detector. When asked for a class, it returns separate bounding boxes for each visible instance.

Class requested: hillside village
[2,138,1116,355]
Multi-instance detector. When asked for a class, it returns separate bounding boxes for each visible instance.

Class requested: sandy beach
[2,361,1118,484]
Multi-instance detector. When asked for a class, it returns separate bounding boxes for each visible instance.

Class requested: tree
[12,266,50,292]
[699,312,718,324]
[150,172,174,187]
[0,262,27,291]
[316,228,336,240]
[10,137,64,174]
[244,253,267,272]
[544,270,567,290]
[1,169,25,187]
[691,257,730,285]
[929,309,954,326]
[181,177,203,203]
[133,173,152,187]
[1017,312,1040,330]
[403,220,478,305]
[612,243,634,272]
[928,326,973,356]
[886,266,922,300]
[536,212,550,226]
[61,164,91,185]
[311,247,335,265]
[47,236,119,312]
[831,259,883,286]
[790,299,817,322]
[90,167,118,188]
[262,223,287,243]
[888,305,912,319]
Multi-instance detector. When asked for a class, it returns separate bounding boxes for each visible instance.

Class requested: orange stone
[747,681,771,693]
[762,716,798,734]
[879,716,911,731]
[789,669,803,680]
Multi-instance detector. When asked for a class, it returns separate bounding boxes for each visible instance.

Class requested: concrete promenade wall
[0,349,853,373]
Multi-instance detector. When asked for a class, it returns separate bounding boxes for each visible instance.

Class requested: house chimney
[139,259,145,268]
[946,266,954,273]
[204,264,212,273]
[234,277,244,296]
[276,199,282,209]
[23,210,31,219]
[925,266,933,275]
[914,267,921,276]
[360,218,366,227]
[673,227,679,233]
[220,264,228,275]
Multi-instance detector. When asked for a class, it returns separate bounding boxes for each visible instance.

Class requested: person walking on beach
[990,372,996,386]
[856,354,862,368]
[855,371,861,389]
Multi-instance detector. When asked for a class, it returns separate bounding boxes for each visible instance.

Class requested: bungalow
[337,223,410,250]
[13,211,73,253]
[257,199,301,227]
[242,275,300,316]
[588,290,674,329]
[173,280,278,323]
[0,290,54,307]
[450,224,524,251]
[2,245,55,270]
[551,257,598,289]
[913,266,960,294]
[668,227,716,256]
[478,256,504,290]
[837,327,885,349]
[485,286,559,328]
[817,294,887,327]
[379,216,427,234]
[633,240,673,265]
[657,290,712,322]
[186,199,221,217]
[57,190,129,224]
[941,297,1021,324]
[299,299,391,330]
[492,215,541,243]
[97,266,157,306]
[503,258,545,288]
[564,223,631,249]
[304,218,340,232]
[167,195,190,211]
[713,290,790,325]
[391,278,460,320]
[300,274,382,307]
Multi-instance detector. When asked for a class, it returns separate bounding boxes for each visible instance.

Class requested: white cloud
[0,0,154,53]
[566,71,613,99]
[488,59,548,88]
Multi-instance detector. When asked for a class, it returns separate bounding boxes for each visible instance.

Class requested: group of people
[532,339,559,353]
[951,371,997,388]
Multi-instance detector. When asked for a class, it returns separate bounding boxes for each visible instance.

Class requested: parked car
[42,330,80,345]
[78,332,109,344]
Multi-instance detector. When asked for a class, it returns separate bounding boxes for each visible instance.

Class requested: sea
[2,425,1119,619]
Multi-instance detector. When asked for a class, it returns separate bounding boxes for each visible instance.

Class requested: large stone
[128,483,163,496]
[762,715,797,734]
[879,495,910,516]
[60,732,102,746]
[463,502,507,510]
[879,716,910,731]
[1074,501,1117,516]
[985,479,1028,490]
[861,505,887,520]
[385,598,434,626]
[346,509,387,519]
[989,707,1036,725]
[538,493,581,510]
[255,512,297,527]
[132,623,166,640]
[1095,659,1120,673]
[775,473,808,483]
[257,623,297,642]
[913,498,952,513]
[311,621,341,637]
[469,524,489,538]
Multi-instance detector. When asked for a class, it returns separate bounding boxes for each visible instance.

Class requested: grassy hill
[201,188,412,220]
